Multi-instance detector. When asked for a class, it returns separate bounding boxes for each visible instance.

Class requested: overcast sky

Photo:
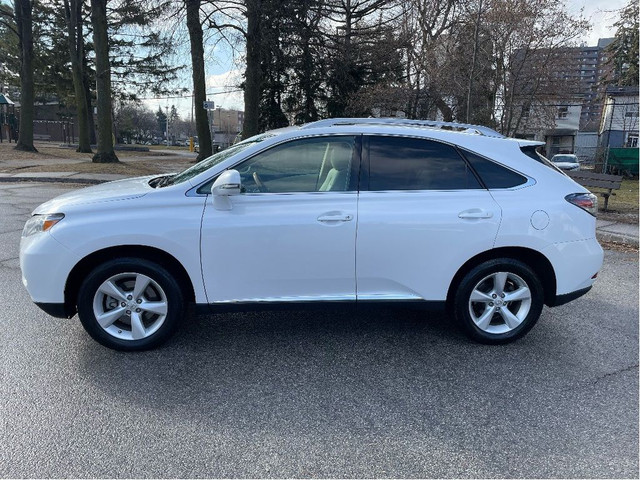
[567,0,627,45]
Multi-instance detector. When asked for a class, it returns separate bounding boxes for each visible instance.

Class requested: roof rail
[300,117,505,138]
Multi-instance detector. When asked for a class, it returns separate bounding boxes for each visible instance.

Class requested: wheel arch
[65,245,196,314]
[446,247,557,307]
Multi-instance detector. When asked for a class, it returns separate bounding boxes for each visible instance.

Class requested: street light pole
[165,104,169,146]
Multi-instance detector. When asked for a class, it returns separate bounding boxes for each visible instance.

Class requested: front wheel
[453,259,544,344]
[77,258,184,351]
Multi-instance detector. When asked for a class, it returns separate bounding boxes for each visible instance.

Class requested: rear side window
[368,136,482,190]
[462,150,528,189]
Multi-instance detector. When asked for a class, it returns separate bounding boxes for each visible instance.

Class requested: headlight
[22,213,65,237]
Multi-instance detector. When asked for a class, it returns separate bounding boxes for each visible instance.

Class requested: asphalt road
[1,182,638,478]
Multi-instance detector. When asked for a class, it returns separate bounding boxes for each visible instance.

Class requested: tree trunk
[64,0,92,153]
[90,0,118,163]
[185,0,212,160]
[82,62,97,145]
[13,0,37,152]
[465,0,483,123]
[242,0,262,139]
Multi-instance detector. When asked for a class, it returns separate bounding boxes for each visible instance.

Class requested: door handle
[317,214,353,222]
[458,209,493,219]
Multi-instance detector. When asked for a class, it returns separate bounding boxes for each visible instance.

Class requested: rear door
[356,135,502,302]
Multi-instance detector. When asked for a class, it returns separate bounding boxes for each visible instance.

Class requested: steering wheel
[252,171,268,192]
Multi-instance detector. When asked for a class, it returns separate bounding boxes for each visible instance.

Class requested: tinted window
[235,136,357,193]
[368,136,481,191]
[462,150,528,189]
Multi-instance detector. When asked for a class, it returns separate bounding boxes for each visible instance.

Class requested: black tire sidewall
[454,259,544,344]
[77,258,184,351]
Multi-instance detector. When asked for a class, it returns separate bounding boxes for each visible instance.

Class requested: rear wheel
[454,259,544,344]
[77,258,184,351]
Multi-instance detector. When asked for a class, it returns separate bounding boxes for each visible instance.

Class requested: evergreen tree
[608,0,639,87]
[324,0,401,117]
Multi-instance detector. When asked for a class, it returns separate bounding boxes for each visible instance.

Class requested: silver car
[551,154,580,171]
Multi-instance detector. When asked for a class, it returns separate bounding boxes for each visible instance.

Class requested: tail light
[565,193,598,216]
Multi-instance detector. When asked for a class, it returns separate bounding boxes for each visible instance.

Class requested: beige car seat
[319,143,353,191]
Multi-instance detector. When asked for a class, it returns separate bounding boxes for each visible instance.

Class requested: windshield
[158,134,273,186]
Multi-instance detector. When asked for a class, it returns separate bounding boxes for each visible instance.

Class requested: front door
[200,135,360,304]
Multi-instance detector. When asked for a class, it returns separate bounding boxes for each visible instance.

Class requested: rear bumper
[547,286,592,307]
[542,237,603,297]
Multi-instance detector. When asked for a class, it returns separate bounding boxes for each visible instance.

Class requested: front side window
[235,136,358,193]
[367,136,482,191]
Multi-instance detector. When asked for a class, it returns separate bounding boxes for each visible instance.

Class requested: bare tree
[487,0,589,136]
[399,0,462,120]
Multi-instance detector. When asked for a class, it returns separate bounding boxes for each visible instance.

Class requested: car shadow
[75,305,570,436]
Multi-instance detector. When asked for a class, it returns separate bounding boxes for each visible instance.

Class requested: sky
[146,0,628,119]
[567,0,627,45]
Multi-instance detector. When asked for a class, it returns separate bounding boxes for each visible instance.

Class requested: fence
[33,120,75,143]
[572,146,639,177]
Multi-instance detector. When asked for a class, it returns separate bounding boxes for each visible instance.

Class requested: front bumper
[20,231,79,306]
[34,302,76,318]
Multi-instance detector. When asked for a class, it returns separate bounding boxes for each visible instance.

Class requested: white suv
[20,118,603,350]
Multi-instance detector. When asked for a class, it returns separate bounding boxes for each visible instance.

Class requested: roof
[300,118,505,138]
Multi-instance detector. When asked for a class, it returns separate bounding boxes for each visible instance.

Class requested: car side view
[20,118,604,350]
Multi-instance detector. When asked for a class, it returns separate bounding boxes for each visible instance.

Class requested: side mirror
[211,169,241,196]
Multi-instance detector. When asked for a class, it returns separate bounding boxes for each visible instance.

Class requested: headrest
[330,142,353,170]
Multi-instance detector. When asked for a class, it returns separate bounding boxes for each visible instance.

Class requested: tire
[77,258,184,351]
[453,258,544,344]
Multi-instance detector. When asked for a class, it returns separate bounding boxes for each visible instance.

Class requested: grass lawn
[0,140,194,175]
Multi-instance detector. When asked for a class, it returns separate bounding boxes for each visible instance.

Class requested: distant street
[1,182,638,478]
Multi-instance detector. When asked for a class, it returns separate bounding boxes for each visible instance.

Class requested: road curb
[597,231,639,247]
[0,176,104,185]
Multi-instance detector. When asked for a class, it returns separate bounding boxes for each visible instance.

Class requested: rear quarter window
[462,149,528,189]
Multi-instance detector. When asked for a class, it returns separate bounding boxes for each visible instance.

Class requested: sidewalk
[0,169,637,247]
[596,219,639,247]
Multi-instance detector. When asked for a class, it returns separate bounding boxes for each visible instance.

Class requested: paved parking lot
[1,182,638,478]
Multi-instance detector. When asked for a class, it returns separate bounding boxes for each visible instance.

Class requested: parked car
[20,118,603,350]
[550,154,580,171]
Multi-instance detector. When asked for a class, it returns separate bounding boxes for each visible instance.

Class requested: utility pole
[165,104,169,145]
